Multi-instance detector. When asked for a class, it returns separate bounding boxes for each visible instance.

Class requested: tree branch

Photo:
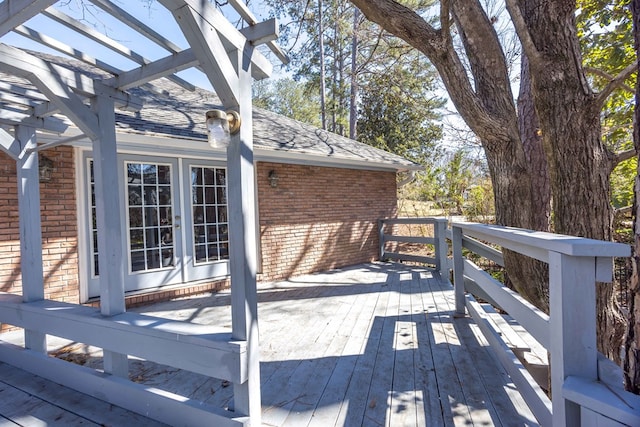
[594,60,639,109]
[504,0,543,70]
[440,0,451,45]
[585,66,635,94]
[610,148,637,170]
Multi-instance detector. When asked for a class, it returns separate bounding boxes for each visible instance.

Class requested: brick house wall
[257,162,398,281]
[0,146,79,304]
[0,153,398,315]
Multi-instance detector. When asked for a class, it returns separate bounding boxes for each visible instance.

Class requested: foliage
[577,0,636,212]
[356,52,444,165]
[611,157,637,209]
[262,0,439,138]
[253,78,322,127]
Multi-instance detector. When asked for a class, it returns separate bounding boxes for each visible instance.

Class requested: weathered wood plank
[413,270,445,427]
[362,271,401,424]
[0,362,166,426]
[388,272,420,427]
[337,271,394,426]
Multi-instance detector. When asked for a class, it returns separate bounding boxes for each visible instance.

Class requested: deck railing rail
[378,217,448,271]
[448,221,639,426]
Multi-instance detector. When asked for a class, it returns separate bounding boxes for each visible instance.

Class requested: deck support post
[451,225,466,317]
[16,124,46,354]
[378,219,385,261]
[548,252,598,426]
[434,218,448,276]
[91,95,128,378]
[227,49,261,423]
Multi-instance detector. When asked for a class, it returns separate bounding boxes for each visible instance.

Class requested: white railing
[448,221,640,426]
[378,217,448,271]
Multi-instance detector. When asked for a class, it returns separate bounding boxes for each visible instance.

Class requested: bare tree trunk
[509,0,625,361]
[518,53,550,232]
[624,0,640,393]
[349,7,359,140]
[318,0,327,130]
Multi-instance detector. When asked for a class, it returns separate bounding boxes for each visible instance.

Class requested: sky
[0,0,283,92]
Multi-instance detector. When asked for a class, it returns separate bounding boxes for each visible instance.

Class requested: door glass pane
[126,161,174,272]
[88,160,99,277]
[190,166,228,265]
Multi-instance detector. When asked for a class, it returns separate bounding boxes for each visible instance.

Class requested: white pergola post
[91,95,128,377]
[227,49,261,421]
[15,124,46,354]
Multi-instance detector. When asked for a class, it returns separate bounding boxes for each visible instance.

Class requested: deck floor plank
[0,263,537,427]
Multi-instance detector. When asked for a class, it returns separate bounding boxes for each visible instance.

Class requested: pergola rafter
[0,1,286,425]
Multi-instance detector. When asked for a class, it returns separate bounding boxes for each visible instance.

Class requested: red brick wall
[0,146,79,304]
[0,152,398,311]
[257,162,398,281]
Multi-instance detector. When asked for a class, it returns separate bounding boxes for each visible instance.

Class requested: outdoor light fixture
[268,170,279,187]
[206,109,241,148]
[38,154,54,182]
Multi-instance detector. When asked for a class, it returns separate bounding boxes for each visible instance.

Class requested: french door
[85,155,229,298]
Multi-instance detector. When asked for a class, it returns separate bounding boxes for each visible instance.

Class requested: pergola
[0,1,285,425]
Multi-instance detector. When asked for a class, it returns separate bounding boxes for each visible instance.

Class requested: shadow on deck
[0,262,538,426]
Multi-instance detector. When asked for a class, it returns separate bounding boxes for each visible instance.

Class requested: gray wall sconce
[38,154,54,182]
[268,170,279,188]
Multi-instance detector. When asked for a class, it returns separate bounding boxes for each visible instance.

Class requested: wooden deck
[0,263,538,426]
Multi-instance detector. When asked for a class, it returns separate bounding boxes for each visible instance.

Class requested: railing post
[451,224,465,317]
[548,252,598,426]
[378,219,386,261]
[434,218,449,276]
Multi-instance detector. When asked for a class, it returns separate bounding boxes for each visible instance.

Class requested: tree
[356,53,443,164]
[625,0,640,395]
[253,78,322,127]
[350,0,636,361]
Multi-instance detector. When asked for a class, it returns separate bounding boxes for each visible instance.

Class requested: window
[191,166,229,264]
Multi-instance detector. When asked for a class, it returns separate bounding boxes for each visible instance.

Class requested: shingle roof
[2,51,422,171]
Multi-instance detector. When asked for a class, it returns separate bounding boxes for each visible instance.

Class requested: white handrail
[449,221,637,426]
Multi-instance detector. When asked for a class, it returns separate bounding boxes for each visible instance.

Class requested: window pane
[145,227,159,249]
[144,207,158,226]
[129,207,143,228]
[128,185,142,206]
[130,229,144,250]
[147,249,160,269]
[143,165,157,183]
[131,251,145,272]
[158,166,171,184]
[158,186,171,205]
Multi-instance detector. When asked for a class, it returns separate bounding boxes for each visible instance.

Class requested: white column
[91,95,128,377]
[16,125,46,353]
[227,50,261,422]
[548,251,597,426]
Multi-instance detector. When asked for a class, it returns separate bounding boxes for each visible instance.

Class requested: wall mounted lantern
[38,154,54,182]
[268,170,279,188]
[206,109,241,148]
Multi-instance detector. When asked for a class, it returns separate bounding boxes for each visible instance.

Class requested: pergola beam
[13,24,123,75]
[159,0,273,82]
[169,3,239,105]
[227,0,289,64]
[42,7,195,91]
[0,127,19,159]
[0,108,67,133]
[105,49,199,90]
[0,0,56,36]
[0,43,143,111]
